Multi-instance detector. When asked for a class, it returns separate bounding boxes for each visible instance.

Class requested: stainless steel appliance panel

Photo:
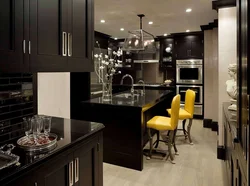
[176,59,203,84]
[180,104,203,116]
[176,85,203,104]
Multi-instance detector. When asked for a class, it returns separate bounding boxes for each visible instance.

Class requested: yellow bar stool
[146,94,180,164]
[167,89,196,145]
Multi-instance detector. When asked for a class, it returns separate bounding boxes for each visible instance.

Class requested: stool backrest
[170,94,180,129]
[184,89,196,117]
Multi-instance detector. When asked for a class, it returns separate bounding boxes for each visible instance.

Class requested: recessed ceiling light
[186,8,192,13]
[114,38,118,40]
[120,28,124,31]
[148,21,153,25]
[164,33,168,36]
[100,20,105,23]
[186,30,190,32]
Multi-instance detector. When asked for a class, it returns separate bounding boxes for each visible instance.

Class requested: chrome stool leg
[182,119,188,139]
[173,129,179,155]
[167,131,175,164]
[187,119,193,145]
[147,128,153,160]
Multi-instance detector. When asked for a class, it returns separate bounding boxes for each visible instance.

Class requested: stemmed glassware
[23,117,32,138]
[43,116,52,139]
[23,115,52,145]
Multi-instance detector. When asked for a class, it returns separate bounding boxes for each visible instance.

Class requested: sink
[115,93,140,98]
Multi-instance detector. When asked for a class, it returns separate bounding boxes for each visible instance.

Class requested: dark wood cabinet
[67,0,94,72]
[0,0,26,72]
[29,0,68,72]
[0,0,94,72]
[175,35,204,59]
[5,133,103,186]
[159,37,174,69]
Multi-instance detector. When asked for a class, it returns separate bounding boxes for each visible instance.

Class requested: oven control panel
[176,59,203,65]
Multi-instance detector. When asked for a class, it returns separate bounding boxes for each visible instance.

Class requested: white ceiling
[94,0,218,39]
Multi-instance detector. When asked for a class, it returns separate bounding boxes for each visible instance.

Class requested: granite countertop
[223,102,238,139]
[84,90,174,108]
[0,117,104,184]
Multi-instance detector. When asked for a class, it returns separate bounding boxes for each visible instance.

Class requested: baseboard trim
[212,121,218,132]
[203,119,212,128]
[217,145,225,160]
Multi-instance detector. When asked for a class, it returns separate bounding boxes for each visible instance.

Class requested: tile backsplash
[0,73,34,145]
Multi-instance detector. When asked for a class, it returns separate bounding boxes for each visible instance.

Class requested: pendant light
[123,14,156,53]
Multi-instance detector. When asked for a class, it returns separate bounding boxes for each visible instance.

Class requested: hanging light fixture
[123,14,156,53]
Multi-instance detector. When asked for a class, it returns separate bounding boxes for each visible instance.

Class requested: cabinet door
[35,151,73,186]
[175,39,190,59]
[29,0,68,72]
[74,136,103,186]
[5,173,35,186]
[0,0,25,72]
[67,0,94,72]
[190,38,203,58]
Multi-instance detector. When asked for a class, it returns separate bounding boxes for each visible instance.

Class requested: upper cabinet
[160,37,174,68]
[174,34,204,59]
[0,0,27,72]
[0,0,94,72]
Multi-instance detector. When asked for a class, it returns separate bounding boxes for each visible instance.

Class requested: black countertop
[0,117,104,185]
[84,90,174,108]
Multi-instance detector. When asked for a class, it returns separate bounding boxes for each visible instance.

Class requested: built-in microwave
[176,59,203,84]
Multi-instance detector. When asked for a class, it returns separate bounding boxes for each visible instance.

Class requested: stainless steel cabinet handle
[29,41,31,54]
[74,158,79,183]
[68,33,72,57]
[69,161,74,186]
[23,40,26,54]
[62,32,67,56]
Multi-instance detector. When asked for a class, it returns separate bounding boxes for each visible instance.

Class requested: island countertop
[84,90,174,108]
[0,117,104,185]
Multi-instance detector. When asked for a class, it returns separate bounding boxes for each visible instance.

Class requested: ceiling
[94,0,218,39]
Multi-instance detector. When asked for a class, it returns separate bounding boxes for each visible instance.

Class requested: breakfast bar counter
[81,90,175,171]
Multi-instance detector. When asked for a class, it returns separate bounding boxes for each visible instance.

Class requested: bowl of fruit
[164,79,172,86]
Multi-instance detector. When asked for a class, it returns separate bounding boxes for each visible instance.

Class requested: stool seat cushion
[167,108,192,120]
[147,116,174,131]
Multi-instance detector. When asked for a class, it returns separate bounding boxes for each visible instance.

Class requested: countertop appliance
[176,59,203,84]
[176,85,203,116]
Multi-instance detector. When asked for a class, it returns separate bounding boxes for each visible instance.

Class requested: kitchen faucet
[120,74,134,95]
[137,80,145,95]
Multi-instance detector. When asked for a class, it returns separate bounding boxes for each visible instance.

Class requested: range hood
[123,14,156,53]
[133,41,160,63]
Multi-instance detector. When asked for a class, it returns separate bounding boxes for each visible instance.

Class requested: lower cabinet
[6,134,103,186]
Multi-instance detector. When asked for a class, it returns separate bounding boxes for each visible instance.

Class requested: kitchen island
[0,117,104,186]
[81,90,175,171]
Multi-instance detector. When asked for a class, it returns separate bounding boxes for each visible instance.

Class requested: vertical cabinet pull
[69,161,74,186]
[29,41,31,54]
[68,33,72,57]
[74,158,79,183]
[23,40,26,54]
[62,32,67,56]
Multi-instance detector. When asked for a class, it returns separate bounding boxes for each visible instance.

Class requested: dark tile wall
[0,73,34,145]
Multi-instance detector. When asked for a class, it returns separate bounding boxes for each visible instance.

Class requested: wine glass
[43,116,52,140]
[23,117,32,139]
[31,117,38,144]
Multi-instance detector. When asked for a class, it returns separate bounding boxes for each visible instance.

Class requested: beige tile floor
[103,120,227,186]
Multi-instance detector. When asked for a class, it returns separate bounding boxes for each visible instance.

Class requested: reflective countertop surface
[84,90,174,108]
[0,117,104,184]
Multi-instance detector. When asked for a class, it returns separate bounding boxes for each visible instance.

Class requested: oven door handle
[180,90,198,93]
